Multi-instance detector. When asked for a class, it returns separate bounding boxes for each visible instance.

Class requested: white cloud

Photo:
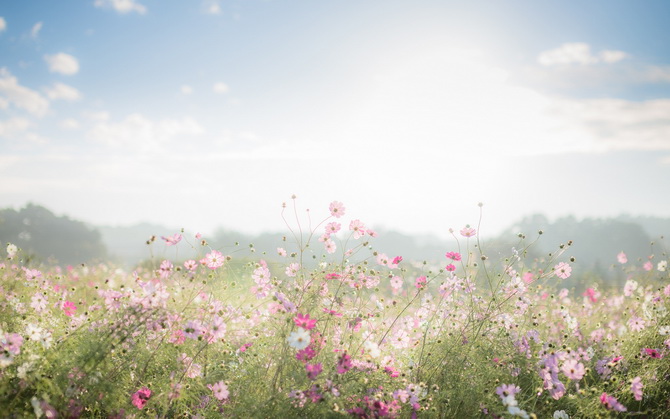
[0,68,49,116]
[548,98,670,151]
[600,49,628,64]
[44,53,80,75]
[0,117,31,137]
[213,82,229,94]
[643,66,670,83]
[60,118,80,130]
[181,85,193,95]
[31,22,43,38]
[88,113,205,152]
[0,17,6,32]
[203,0,221,15]
[45,82,82,101]
[538,43,628,66]
[94,0,147,14]
[83,110,110,122]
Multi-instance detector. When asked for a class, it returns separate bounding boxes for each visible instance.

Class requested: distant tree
[0,203,107,264]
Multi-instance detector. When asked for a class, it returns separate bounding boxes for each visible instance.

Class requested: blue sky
[1,0,669,238]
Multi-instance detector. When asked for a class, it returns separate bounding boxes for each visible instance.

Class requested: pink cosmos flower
[445,264,456,272]
[205,250,225,269]
[617,251,627,264]
[306,363,322,380]
[445,251,461,261]
[554,262,572,279]
[391,256,403,265]
[522,272,534,284]
[631,376,643,401]
[629,316,646,332]
[183,259,198,271]
[277,247,287,257]
[460,226,476,237]
[161,233,182,246]
[285,263,300,277]
[208,381,230,401]
[294,313,317,330]
[561,359,585,381]
[390,276,403,290]
[415,276,427,290]
[25,269,42,281]
[325,222,341,235]
[643,261,653,271]
[583,288,599,303]
[159,260,173,279]
[31,292,48,312]
[643,348,662,358]
[495,384,521,399]
[600,392,626,412]
[131,387,152,409]
[296,346,316,362]
[329,201,346,218]
[337,353,352,374]
[62,301,77,317]
[349,219,366,239]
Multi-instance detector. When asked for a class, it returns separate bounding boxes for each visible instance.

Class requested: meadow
[1,199,669,418]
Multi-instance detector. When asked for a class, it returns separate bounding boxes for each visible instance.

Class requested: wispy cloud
[0,68,49,116]
[538,43,628,66]
[44,53,80,75]
[180,85,193,95]
[203,0,221,15]
[213,82,229,94]
[87,113,205,152]
[0,17,6,33]
[45,82,82,101]
[0,117,31,138]
[31,22,42,38]
[94,0,147,15]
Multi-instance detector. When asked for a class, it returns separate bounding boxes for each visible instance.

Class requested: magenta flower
[131,387,152,409]
[306,363,322,380]
[392,256,403,265]
[415,276,427,290]
[337,353,352,374]
[643,348,662,358]
[62,301,77,317]
[445,251,461,261]
[554,262,572,279]
[296,346,317,362]
[583,287,599,303]
[445,264,456,272]
[294,313,317,330]
[329,201,346,218]
[631,376,643,401]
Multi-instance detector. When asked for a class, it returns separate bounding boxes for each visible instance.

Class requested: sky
[1,0,669,240]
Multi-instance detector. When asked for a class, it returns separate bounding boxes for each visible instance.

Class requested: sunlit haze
[1,1,669,239]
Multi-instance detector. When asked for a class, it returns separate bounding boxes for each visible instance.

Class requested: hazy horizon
[2,1,669,240]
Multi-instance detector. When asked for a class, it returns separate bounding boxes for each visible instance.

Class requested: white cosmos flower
[287,327,310,350]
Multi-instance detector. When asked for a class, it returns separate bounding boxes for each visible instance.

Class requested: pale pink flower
[183,260,198,271]
[324,239,336,254]
[554,262,572,279]
[349,219,366,239]
[30,292,48,312]
[329,201,346,218]
[460,226,476,237]
[195,232,202,240]
[630,377,643,401]
[643,261,653,271]
[205,250,225,269]
[629,316,646,332]
[25,269,42,281]
[161,233,182,246]
[390,276,403,290]
[208,381,229,401]
[158,260,173,279]
[286,263,300,277]
[277,247,287,257]
[600,392,626,412]
[325,222,341,235]
[617,251,627,264]
[376,253,389,266]
[561,359,585,380]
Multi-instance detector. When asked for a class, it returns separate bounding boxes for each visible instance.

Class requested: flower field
[1,200,669,418]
